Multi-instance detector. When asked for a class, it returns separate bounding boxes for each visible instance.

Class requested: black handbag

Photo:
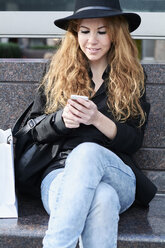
[12,102,62,197]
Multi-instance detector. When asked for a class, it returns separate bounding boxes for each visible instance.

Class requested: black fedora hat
[54,0,141,33]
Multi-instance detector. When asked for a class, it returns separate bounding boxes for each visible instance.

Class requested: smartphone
[70,95,89,100]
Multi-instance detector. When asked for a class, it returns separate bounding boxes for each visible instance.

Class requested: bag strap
[12,102,46,138]
[15,114,46,138]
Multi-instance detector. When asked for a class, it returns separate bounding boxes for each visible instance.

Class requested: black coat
[29,69,157,207]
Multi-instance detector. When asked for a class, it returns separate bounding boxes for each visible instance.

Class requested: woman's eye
[80,30,106,34]
[81,30,89,34]
[98,31,106,35]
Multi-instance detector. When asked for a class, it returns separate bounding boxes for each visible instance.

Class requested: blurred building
[0,0,165,61]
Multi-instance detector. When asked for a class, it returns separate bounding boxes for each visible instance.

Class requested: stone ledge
[0,59,164,85]
[118,194,165,247]
[0,194,164,248]
[134,148,165,170]
[0,59,48,82]
[143,63,165,85]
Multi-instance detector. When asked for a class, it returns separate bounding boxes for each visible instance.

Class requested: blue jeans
[41,142,136,248]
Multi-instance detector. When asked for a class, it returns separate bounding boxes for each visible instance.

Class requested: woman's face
[78,18,111,66]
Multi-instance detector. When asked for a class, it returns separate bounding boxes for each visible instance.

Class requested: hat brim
[54,9,141,33]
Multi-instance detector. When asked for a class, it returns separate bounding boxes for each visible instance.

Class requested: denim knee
[68,142,101,159]
[65,142,104,188]
[91,182,121,214]
[66,142,104,170]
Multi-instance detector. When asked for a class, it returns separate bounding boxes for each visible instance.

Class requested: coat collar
[87,65,110,97]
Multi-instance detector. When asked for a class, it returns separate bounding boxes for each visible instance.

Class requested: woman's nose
[88,33,98,44]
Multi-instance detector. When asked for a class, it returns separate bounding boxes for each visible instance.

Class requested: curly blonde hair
[42,16,145,125]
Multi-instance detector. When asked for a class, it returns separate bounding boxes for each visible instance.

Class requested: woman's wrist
[93,111,117,140]
[92,110,103,128]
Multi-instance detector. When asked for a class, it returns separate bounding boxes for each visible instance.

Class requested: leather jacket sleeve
[29,87,72,143]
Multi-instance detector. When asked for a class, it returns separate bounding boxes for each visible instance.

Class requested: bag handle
[12,102,46,138]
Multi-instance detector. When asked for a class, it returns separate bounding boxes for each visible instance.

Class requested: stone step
[0,194,164,248]
[118,194,165,248]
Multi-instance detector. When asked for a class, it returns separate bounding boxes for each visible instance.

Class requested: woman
[27,0,157,247]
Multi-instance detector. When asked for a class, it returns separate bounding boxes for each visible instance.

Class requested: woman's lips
[87,48,100,53]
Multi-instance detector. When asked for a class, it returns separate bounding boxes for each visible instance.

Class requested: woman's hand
[62,103,80,129]
[62,98,117,140]
[62,98,100,128]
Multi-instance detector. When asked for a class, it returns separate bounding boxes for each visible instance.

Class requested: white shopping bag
[0,129,18,218]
